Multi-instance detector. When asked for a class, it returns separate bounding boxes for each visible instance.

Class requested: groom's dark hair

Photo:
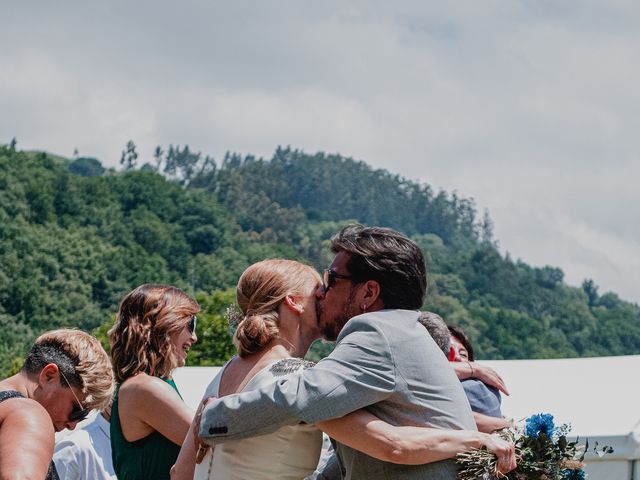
[331,224,426,310]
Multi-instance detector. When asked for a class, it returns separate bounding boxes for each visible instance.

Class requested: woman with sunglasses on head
[0,328,113,480]
[108,284,199,480]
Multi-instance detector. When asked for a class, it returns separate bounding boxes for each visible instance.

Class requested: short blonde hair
[25,329,114,411]
[234,259,320,358]
[108,284,200,383]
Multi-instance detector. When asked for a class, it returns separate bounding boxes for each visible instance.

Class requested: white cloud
[1,1,639,302]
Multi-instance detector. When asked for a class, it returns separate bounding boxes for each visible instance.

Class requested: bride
[171,259,515,479]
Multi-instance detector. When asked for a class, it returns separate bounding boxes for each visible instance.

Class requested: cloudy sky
[2,1,639,303]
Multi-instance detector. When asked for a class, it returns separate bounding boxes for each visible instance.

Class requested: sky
[2,1,639,303]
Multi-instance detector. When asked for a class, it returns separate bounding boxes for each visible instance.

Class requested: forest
[1,141,639,376]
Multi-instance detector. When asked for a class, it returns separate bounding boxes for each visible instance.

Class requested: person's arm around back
[200,318,396,443]
[452,362,509,396]
[0,397,55,480]
[317,410,516,476]
[171,400,204,480]
[473,412,513,433]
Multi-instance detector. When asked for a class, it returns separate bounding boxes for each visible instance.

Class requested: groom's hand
[193,396,216,464]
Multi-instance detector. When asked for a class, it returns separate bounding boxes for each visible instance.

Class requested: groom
[199,225,476,479]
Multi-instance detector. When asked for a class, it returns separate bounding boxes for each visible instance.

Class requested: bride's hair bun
[234,311,279,357]
[233,259,320,358]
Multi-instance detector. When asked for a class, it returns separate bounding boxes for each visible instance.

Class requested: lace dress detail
[270,358,316,375]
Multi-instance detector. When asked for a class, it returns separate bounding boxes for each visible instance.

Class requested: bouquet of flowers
[456,413,613,480]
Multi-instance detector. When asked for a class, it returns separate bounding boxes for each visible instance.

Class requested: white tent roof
[173,366,222,411]
[479,355,640,462]
[478,355,640,438]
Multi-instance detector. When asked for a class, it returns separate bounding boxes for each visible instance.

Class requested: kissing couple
[172,224,516,480]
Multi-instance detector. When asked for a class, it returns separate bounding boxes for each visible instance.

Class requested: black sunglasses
[322,269,354,292]
[59,369,89,423]
[187,315,197,334]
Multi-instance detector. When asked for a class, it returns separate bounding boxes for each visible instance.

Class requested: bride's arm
[316,410,515,475]
[170,415,198,480]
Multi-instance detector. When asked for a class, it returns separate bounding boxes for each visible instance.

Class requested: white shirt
[53,412,116,480]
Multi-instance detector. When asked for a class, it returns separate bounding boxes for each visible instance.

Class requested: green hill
[1,142,638,374]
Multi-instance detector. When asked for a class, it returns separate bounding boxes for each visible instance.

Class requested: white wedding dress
[194,358,323,480]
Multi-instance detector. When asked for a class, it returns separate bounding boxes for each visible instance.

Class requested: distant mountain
[1,143,638,374]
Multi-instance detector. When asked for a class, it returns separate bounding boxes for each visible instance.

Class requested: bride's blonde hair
[234,259,320,358]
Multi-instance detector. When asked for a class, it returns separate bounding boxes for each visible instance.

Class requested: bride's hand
[193,396,216,464]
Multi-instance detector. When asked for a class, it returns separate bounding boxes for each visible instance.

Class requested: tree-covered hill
[1,142,639,375]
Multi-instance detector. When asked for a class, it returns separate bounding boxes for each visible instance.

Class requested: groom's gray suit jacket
[200,309,476,479]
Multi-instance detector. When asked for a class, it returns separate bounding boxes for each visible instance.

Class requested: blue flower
[525,413,555,439]
[562,469,585,480]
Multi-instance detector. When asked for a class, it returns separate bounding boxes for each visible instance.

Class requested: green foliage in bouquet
[456,413,613,480]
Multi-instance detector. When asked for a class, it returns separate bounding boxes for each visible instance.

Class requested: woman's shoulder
[0,393,51,422]
[0,394,53,444]
[119,373,177,401]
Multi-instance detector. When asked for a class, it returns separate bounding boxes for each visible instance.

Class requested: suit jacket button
[209,426,228,434]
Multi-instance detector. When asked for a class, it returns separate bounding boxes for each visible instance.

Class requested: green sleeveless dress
[110,378,183,480]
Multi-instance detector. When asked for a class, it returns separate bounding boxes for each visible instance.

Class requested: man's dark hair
[22,341,81,387]
[448,325,475,362]
[331,224,427,309]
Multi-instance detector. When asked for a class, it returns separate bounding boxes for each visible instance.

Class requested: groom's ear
[283,295,304,315]
[359,280,382,309]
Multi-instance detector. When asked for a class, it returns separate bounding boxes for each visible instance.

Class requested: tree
[120,140,138,170]
[163,144,203,185]
[68,157,105,177]
[187,289,237,365]
[153,145,164,172]
[479,209,495,245]
[582,279,599,308]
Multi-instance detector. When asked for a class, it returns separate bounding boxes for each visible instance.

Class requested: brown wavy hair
[234,259,320,358]
[108,284,200,383]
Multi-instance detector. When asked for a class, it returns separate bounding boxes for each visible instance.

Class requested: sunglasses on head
[187,315,197,334]
[322,269,354,292]
[59,368,89,423]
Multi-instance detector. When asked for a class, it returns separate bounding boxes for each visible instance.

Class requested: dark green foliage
[203,147,481,247]
[1,142,639,376]
[0,145,303,374]
[187,289,237,366]
[305,340,336,363]
[68,157,105,177]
